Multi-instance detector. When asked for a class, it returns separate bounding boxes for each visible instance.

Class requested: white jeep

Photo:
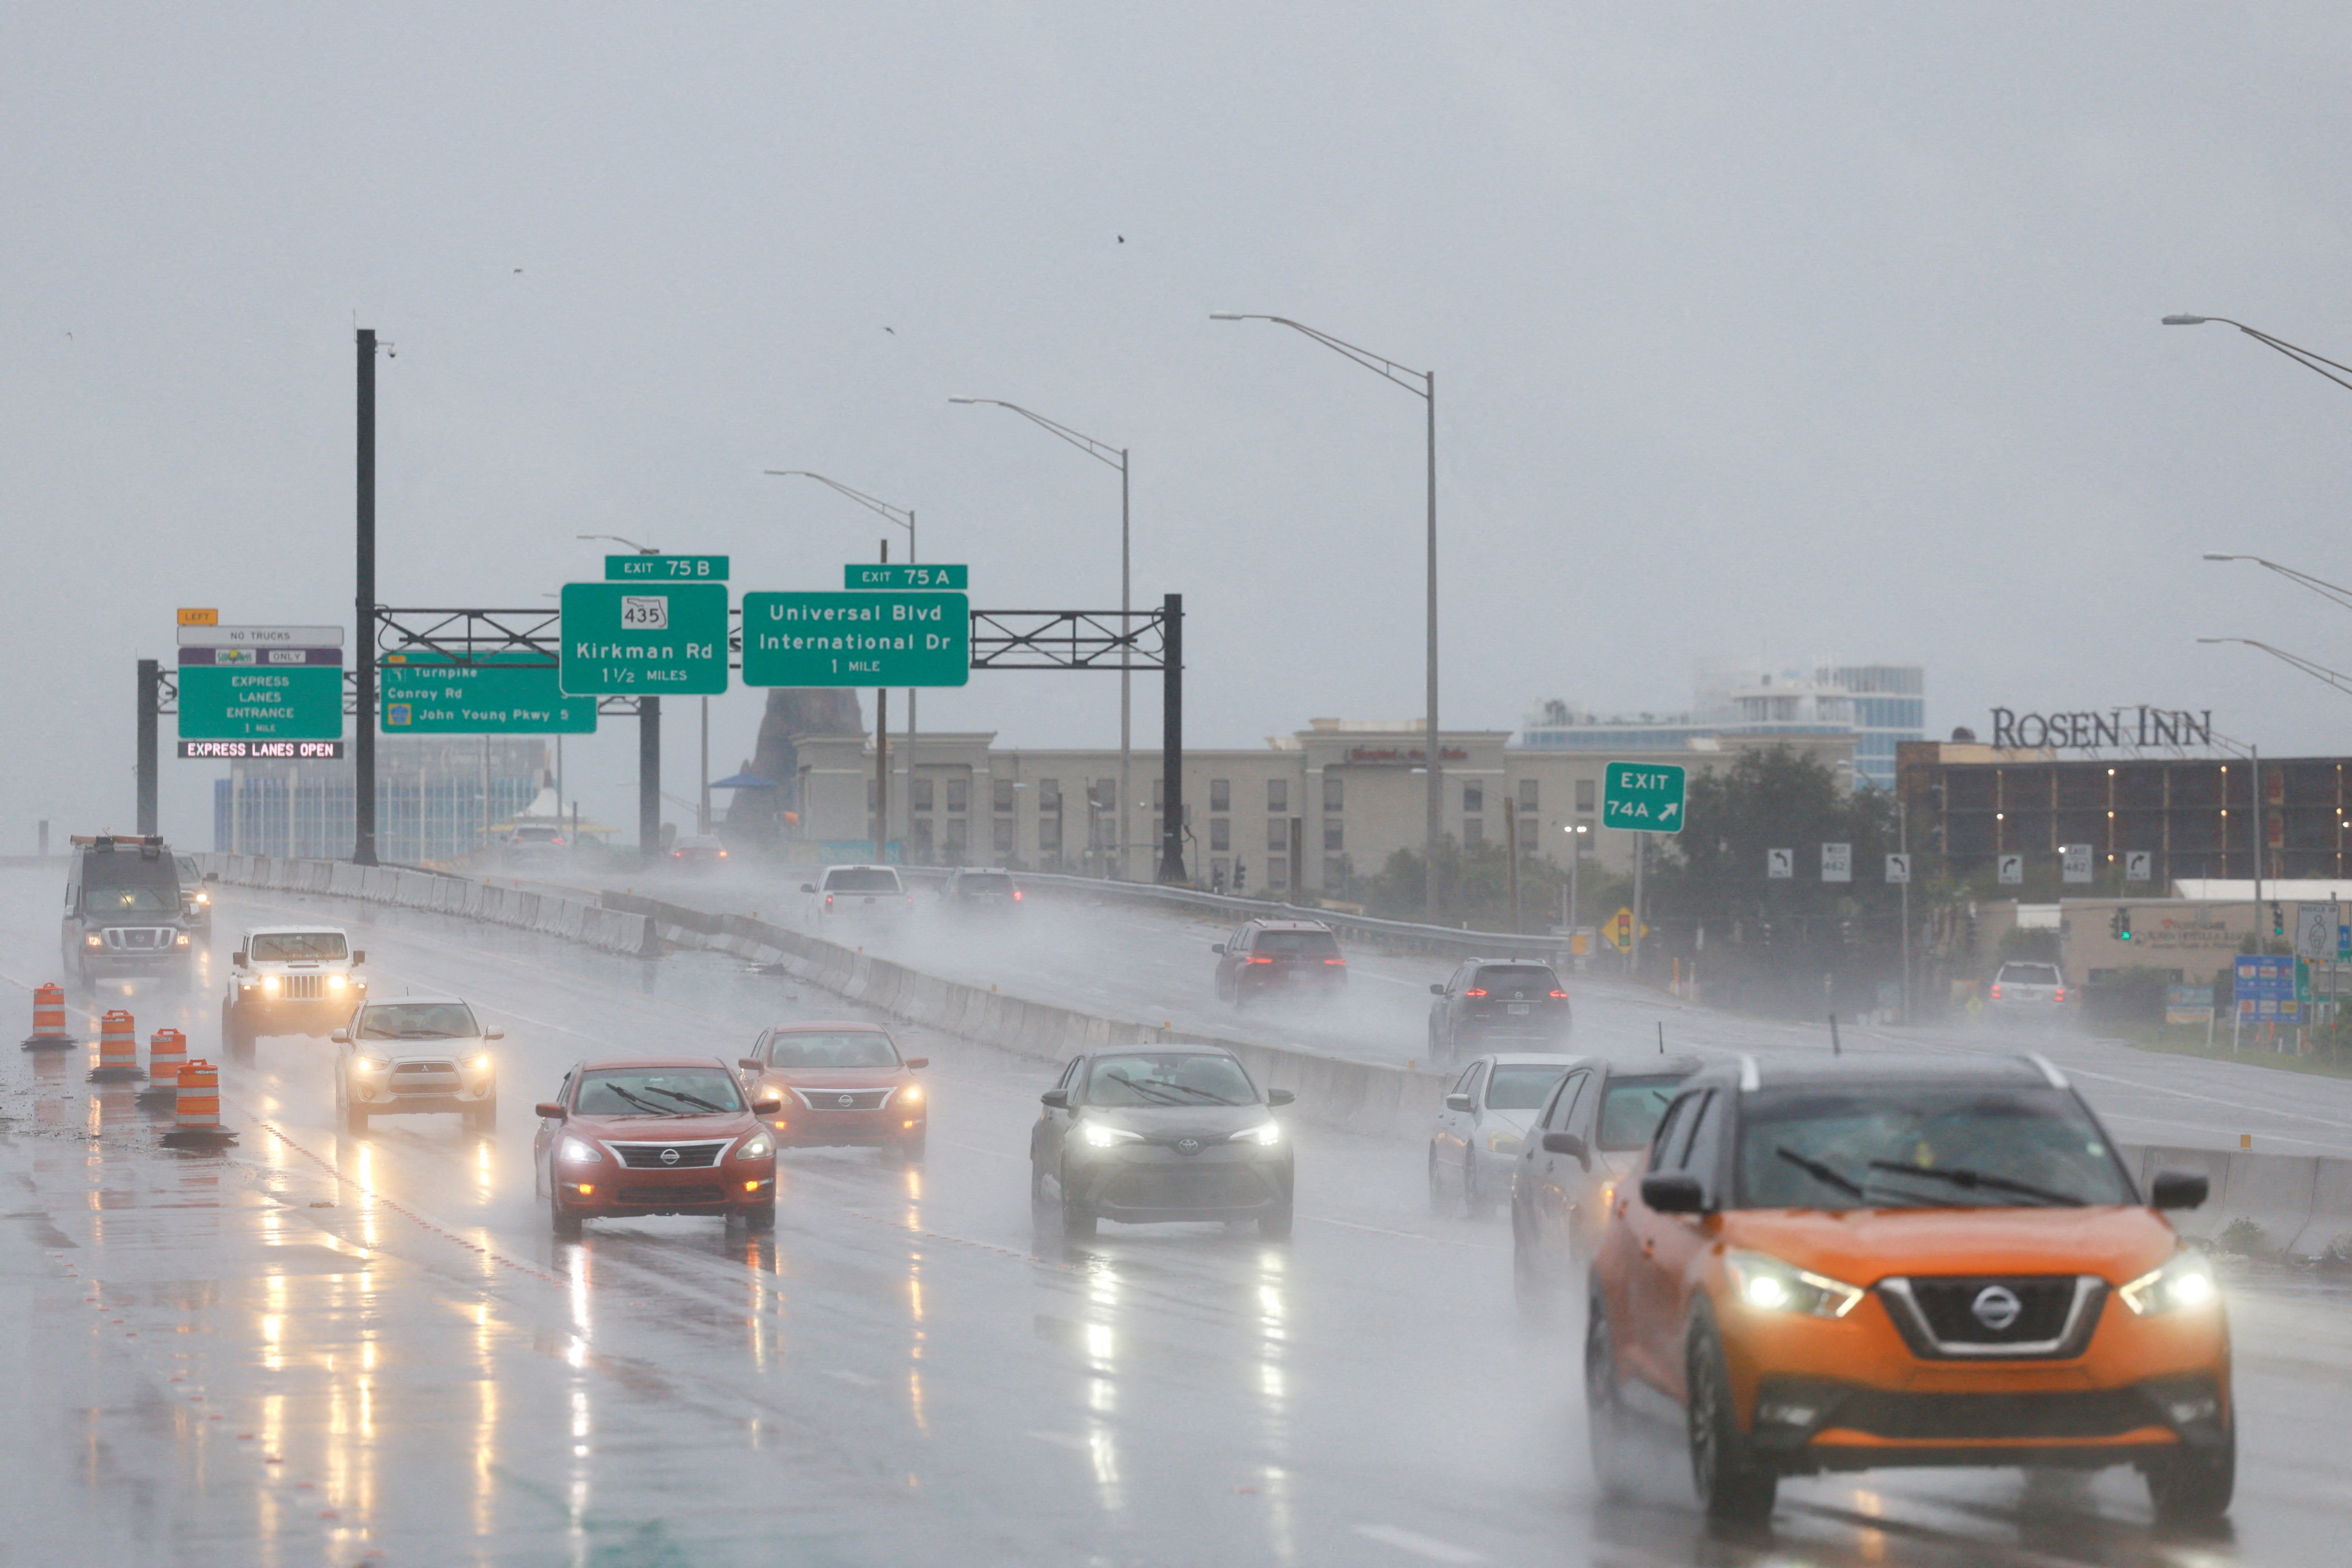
[222,925,367,1062]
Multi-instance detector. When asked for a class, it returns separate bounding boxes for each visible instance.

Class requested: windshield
[575,1068,745,1117]
[1086,1052,1257,1107]
[1485,1063,1567,1111]
[766,1032,900,1069]
[251,932,349,962]
[825,868,900,892]
[1997,963,2061,986]
[1599,1075,1684,1150]
[1737,1084,2135,1210]
[87,884,177,914]
[357,1002,479,1040]
[176,856,199,878]
[1475,966,1558,994]
[1255,929,1339,956]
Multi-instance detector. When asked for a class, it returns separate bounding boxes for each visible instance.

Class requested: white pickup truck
[802,864,912,930]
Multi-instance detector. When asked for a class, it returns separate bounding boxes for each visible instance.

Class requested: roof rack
[69,834,166,850]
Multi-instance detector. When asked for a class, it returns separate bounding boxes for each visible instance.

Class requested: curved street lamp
[2162,314,2352,395]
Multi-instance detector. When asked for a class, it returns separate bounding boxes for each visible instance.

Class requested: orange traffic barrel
[90,1009,145,1082]
[161,1059,235,1145]
[21,983,72,1050]
[138,1029,189,1105]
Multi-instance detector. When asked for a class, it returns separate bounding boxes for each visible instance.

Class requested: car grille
[1822,1387,2159,1441]
[794,1088,893,1112]
[101,927,178,951]
[273,974,326,1000]
[609,1140,731,1169]
[1878,1275,2106,1359]
[615,1182,729,1207]
[390,1059,459,1090]
[1103,1166,1268,1209]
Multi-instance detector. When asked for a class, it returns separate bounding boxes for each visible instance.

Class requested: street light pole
[2163,314,2352,395]
[949,399,1131,878]
[1212,313,1442,919]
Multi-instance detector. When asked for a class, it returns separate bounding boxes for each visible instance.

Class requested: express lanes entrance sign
[558,582,729,695]
[740,591,971,687]
[176,644,344,742]
[1601,762,1686,833]
[381,651,597,735]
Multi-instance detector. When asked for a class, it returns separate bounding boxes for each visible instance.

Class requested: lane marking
[823,1368,879,1387]
[1352,1523,1487,1564]
[1026,1430,1091,1450]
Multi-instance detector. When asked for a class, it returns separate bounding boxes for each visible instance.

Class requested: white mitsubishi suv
[332,994,501,1135]
[222,925,367,1061]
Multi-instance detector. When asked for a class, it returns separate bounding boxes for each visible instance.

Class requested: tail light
[673,850,685,858]
[1464,988,1487,998]
[1549,990,1568,999]
[1324,957,1346,966]
[1245,955,1275,965]
[825,894,834,908]
[2055,987,2066,1002]
[906,894,915,905]
[1990,984,2002,1000]
[1013,889,1024,901]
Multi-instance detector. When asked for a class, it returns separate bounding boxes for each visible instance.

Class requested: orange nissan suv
[1587,1054,2229,1523]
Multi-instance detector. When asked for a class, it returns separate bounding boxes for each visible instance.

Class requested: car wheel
[549,1187,582,1240]
[2145,1420,2235,1521]
[1427,1144,1450,1216]
[1463,1152,1495,1219]
[464,1098,497,1136]
[342,1099,370,1136]
[1030,1160,1055,1214]
[890,1129,927,1164]
[744,1197,777,1232]
[1258,1198,1294,1240]
[1059,1167,1096,1237]
[1585,1289,1635,1498]
[1687,1315,1777,1522]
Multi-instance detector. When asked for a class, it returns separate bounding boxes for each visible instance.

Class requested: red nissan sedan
[534,1056,781,1237]
[737,1021,929,1163]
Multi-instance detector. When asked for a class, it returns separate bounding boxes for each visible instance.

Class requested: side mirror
[1641,1172,1707,1214]
[351,950,366,965]
[329,1029,351,1044]
[1041,1089,1071,1110]
[800,883,817,894]
[1444,1092,1473,1113]
[1267,1088,1295,1107]
[904,1056,929,1070]
[738,1057,765,1072]
[1429,983,1445,996]
[232,950,247,968]
[483,1028,503,1041]
[1541,1130,1589,1164]
[2150,1171,2209,1211]
[204,871,220,883]
[534,1101,566,1120]
[752,1098,782,1116]
[1211,943,1226,955]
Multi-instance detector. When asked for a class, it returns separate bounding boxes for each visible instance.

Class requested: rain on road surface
[4,865,2349,1565]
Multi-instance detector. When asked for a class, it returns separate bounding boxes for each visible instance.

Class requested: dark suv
[942,867,1023,919]
[1211,919,1347,1007]
[1428,959,1571,1057]
[61,835,193,990]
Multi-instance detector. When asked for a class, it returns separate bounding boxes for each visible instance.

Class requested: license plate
[1507,1004,1530,1015]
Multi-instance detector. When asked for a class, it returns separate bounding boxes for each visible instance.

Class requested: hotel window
[993,778,1015,813]
[910,777,934,813]
[1463,781,1483,815]
[1268,819,1288,852]
[1576,778,1596,812]
[1323,775,1344,813]
[1268,778,1288,813]
[1519,778,1538,812]
[1211,818,1231,852]
[945,777,968,814]
[1211,778,1231,812]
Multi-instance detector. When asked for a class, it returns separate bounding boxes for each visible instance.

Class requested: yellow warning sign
[1603,906,1650,952]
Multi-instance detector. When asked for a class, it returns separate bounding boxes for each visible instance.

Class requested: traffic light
[1234,861,1247,893]
[2111,907,2132,941]
[2272,902,2286,939]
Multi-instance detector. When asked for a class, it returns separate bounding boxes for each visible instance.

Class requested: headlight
[261,975,281,996]
[84,934,102,949]
[328,974,348,991]
[468,1054,493,1073]
[898,1083,924,1105]
[1487,1130,1521,1156]
[354,1056,389,1074]
[194,891,210,905]
[738,1133,773,1159]
[1080,1121,1143,1148]
[558,1137,604,1164]
[2120,1251,2218,1316]
[1229,1121,1284,1146]
[175,932,190,947]
[1723,1249,1865,1319]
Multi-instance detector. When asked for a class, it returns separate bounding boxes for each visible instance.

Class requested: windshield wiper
[641,1085,730,1114]
[395,1029,456,1039]
[1775,1145,1867,1201]
[1111,1079,1191,1106]
[1150,1082,1238,1104]
[1864,1160,2083,1207]
[603,1085,668,1116]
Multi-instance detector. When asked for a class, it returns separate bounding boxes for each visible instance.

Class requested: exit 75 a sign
[1601,761,1686,833]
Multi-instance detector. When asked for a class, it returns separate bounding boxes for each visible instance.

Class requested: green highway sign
[176,647,345,741]
[846,563,968,591]
[559,582,730,695]
[606,554,729,581]
[381,651,598,734]
[740,591,970,688]
[1601,761,1686,833]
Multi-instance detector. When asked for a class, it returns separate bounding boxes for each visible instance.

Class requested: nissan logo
[1175,1137,1202,1156]
[1971,1284,2024,1332]
[837,1094,856,1109]
[660,1148,680,1167]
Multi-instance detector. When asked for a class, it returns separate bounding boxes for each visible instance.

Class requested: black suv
[1428,959,1571,1057]
[1211,919,1347,1006]
[941,867,1023,918]
[61,835,193,990]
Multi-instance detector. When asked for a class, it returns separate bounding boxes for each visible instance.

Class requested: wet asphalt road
[4,866,2351,1566]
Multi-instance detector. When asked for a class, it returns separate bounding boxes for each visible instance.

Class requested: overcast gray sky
[8,4,2352,847]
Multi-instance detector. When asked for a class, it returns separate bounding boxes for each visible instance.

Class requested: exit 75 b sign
[1601,762,1686,833]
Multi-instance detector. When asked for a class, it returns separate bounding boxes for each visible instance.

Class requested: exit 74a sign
[1601,762,1686,832]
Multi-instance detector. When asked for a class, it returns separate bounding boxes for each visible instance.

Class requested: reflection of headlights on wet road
[558,1137,604,1164]
[1228,1121,1284,1146]
[1081,1121,1143,1148]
